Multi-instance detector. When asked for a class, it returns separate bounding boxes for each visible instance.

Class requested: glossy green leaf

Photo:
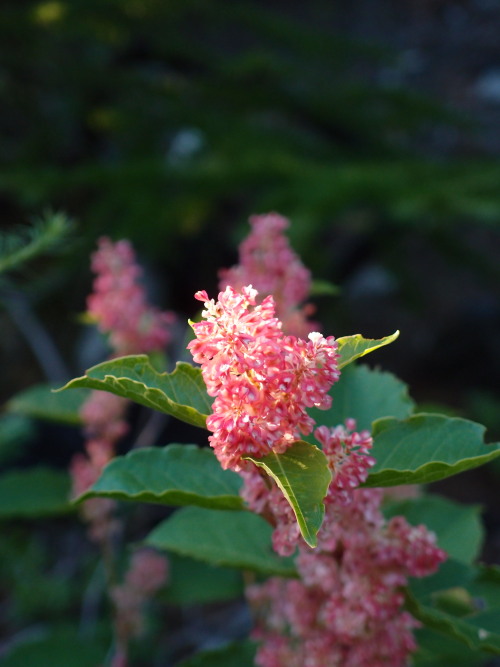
[176,641,257,667]
[7,383,89,425]
[0,467,72,519]
[163,552,243,605]
[365,414,500,487]
[336,330,399,368]
[244,440,331,548]
[80,444,243,510]
[57,356,211,429]
[146,506,297,577]
[309,364,414,432]
[384,494,484,564]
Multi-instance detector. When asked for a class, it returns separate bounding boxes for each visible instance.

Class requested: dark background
[1,0,500,663]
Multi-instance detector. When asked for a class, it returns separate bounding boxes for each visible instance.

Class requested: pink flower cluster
[187,285,340,470]
[87,237,175,355]
[244,423,447,667]
[219,213,317,337]
[248,575,420,667]
[71,237,176,540]
[315,422,376,506]
[70,391,128,543]
[111,548,168,642]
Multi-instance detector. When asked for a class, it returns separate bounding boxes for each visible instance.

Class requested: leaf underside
[336,331,399,368]
[244,440,331,548]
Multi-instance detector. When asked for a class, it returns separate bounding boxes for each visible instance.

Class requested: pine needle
[0,210,74,276]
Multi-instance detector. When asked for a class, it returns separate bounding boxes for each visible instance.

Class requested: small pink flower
[111,549,168,641]
[314,422,376,505]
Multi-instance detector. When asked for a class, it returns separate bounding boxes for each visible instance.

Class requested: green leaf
[56,356,211,429]
[0,467,72,519]
[309,364,414,432]
[410,559,476,602]
[176,641,257,667]
[80,444,243,510]
[406,596,500,655]
[163,552,243,605]
[365,414,500,487]
[2,627,104,667]
[384,494,484,564]
[466,564,500,611]
[413,627,487,667]
[244,440,331,548]
[336,331,399,368]
[146,506,297,577]
[406,561,500,655]
[7,383,89,425]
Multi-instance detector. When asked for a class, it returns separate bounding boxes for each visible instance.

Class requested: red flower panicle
[244,422,447,667]
[71,237,176,540]
[87,237,175,355]
[188,285,340,470]
[219,213,318,337]
[111,548,168,641]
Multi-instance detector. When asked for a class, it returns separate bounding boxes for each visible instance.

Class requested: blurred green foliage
[2,1,500,385]
[0,212,73,277]
[3,0,500,258]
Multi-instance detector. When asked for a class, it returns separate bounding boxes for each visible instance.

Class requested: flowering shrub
[3,214,500,666]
